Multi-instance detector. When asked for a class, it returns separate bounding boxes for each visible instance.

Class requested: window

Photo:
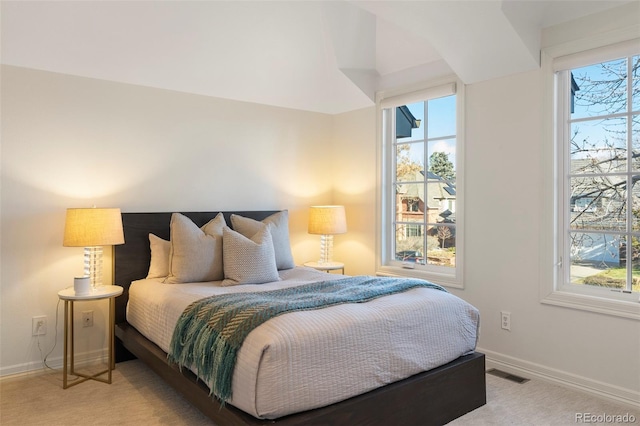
[551,41,640,314]
[378,81,463,287]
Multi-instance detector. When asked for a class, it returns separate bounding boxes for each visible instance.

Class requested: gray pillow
[230,211,294,270]
[165,213,226,283]
[221,226,280,286]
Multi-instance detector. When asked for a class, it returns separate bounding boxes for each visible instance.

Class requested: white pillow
[230,211,294,270]
[146,233,170,279]
[165,213,226,284]
[221,226,280,286]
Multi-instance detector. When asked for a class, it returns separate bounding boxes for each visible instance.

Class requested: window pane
[572,58,627,120]
[395,224,425,265]
[633,56,639,113]
[396,102,424,142]
[427,95,456,138]
[425,182,455,222]
[570,176,627,232]
[633,115,640,171]
[570,117,627,173]
[396,183,425,219]
[427,138,456,181]
[569,232,623,288]
[396,142,424,182]
[426,224,455,268]
[633,237,640,292]
[633,175,640,231]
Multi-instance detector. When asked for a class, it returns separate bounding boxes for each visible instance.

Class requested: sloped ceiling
[0,1,633,114]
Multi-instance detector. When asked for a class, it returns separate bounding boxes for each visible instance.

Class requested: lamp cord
[39,298,59,371]
[37,298,79,382]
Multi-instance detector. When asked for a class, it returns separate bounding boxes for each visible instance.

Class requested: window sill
[376,265,463,290]
[541,289,640,321]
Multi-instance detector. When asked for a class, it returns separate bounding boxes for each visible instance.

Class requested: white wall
[0,65,334,374]
[332,107,377,276]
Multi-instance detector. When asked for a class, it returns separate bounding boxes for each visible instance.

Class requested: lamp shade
[308,206,347,235]
[63,208,125,247]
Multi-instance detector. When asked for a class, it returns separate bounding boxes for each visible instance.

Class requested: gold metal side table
[57,285,123,389]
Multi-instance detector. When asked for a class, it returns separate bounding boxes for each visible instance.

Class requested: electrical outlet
[32,316,47,336]
[501,311,511,331]
[82,310,94,328]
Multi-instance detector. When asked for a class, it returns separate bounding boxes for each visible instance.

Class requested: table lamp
[63,207,124,290]
[308,205,347,264]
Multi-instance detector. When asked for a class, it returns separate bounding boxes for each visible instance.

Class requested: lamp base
[318,234,334,265]
[84,246,103,289]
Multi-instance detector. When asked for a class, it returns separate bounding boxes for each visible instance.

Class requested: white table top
[304,261,345,271]
[58,285,123,300]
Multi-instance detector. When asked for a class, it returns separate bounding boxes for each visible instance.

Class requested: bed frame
[114,211,486,425]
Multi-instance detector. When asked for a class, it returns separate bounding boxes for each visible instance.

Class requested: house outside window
[377,81,464,287]
[549,40,639,316]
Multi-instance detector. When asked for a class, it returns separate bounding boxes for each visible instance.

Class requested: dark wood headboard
[114,211,279,324]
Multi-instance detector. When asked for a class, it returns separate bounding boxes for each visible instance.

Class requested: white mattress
[126,267,480,419]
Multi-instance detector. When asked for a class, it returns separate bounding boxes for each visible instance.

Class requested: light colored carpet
[0,361,212,425]
[1,360,638,425]
[450,372,639,426]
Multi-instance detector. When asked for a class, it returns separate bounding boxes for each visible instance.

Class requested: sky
[570,56,639,164]
[398,94,457,172]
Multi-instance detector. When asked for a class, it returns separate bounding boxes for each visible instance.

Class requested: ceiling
[0,1,633,114]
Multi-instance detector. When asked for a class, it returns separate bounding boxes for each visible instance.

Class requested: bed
[114,211,486,425]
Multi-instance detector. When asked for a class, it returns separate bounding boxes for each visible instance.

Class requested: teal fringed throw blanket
[168,276,446,402]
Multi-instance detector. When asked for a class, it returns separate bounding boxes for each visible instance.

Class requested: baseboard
[479,347,640,409]
[0,349,105,379]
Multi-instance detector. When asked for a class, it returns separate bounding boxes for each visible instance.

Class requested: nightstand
[304,261,345,274]
[57,285,123,389]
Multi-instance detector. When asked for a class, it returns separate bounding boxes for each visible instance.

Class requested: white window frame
[376,77,465,288]
[541,35,640,320]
